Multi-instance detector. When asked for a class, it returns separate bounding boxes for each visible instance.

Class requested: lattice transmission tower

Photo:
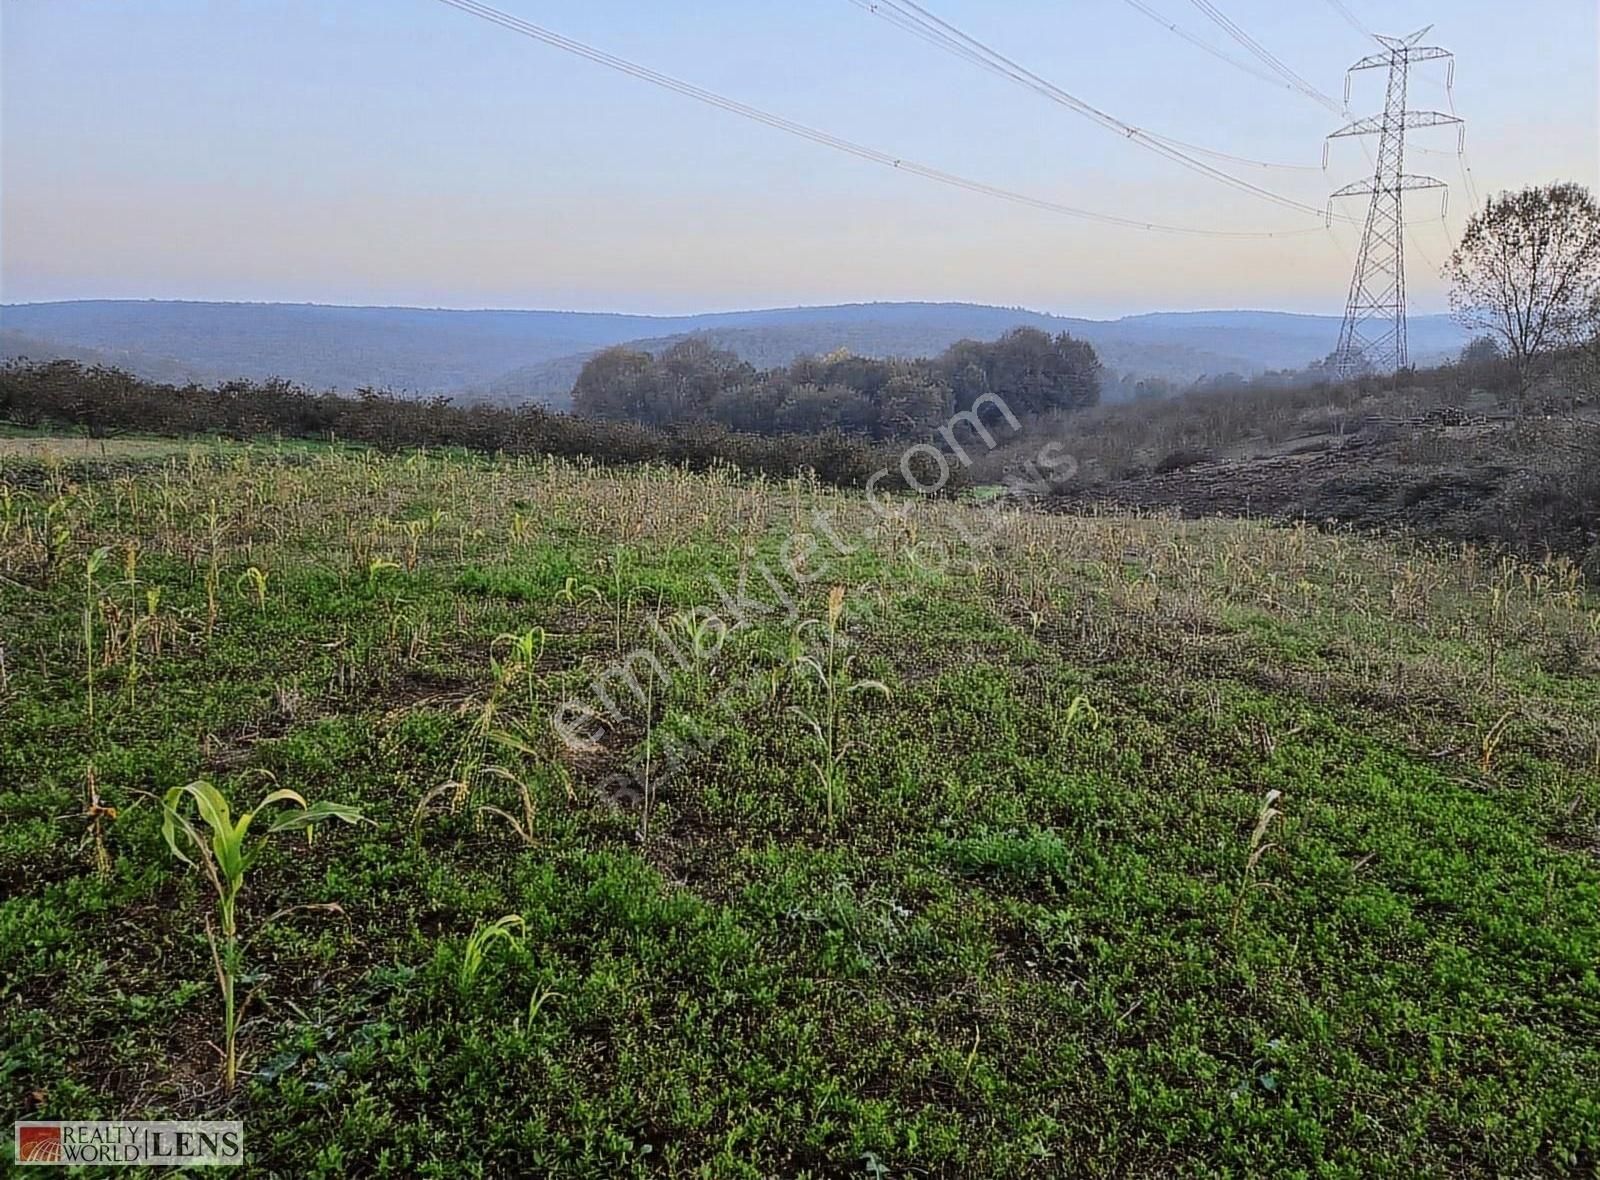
[1327,28,1461,379]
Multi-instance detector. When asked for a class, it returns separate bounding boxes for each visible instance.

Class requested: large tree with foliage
[1446,182,1600,388]
[935,328,1100,417]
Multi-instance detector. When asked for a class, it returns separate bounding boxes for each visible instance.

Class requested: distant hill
[2,300,1469,406]
[0,329,222,387]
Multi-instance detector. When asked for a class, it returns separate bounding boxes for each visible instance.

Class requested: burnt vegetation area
[1017,343,1600,572]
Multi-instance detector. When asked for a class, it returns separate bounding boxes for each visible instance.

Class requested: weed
[1229,788,1285,938]
[81,764,117,879]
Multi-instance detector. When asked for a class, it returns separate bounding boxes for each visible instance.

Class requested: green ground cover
[2,443,1596,1176]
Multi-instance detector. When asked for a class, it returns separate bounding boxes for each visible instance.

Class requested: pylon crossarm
[1331,175,1449,201]
[1355,46,1452,71]
[1348,52,1396,74]
[1328,110,1462,139]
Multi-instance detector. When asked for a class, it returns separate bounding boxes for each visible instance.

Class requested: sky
[2,0,1596,319]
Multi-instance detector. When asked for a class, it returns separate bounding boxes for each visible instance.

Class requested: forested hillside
[2,300,1469,403]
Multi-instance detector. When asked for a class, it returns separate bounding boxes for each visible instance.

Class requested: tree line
[0,360,952,492]
[571,326,1102,438]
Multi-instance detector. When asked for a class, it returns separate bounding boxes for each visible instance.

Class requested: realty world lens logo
[14,1121,244,1167]
[17,1125,61,1164]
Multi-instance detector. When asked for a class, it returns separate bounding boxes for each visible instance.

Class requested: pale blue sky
[2,0,1595,316]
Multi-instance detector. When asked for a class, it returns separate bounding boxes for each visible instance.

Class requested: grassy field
[1,441,1597,1176]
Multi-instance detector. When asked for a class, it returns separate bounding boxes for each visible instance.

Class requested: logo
[14,1122,244,1167]
[16,1125,61,1164]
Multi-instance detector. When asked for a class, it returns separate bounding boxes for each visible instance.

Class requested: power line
[1441,82,1485,209]
[852,0,1351,221]
[1140,130,1323,172]
[1119,0,1298,93]
[1321,0,1378,43]
[1186,0,1346,113]
[429,0,1323,239]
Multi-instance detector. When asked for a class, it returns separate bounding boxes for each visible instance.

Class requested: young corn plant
[447,631,540,812]
[161,779,364,1091]
[1229,788,1285,938]
[458,914,525,994]
[126,585,162,708]
[43,497,73,586]
[765,621,811,703]
[668,610,722,702]
[1479,709,1515,776]
[203,500,224,634]
[496,627,547,724]
[789,586,889,830]
[474,766,539,846]
[639,673,658,843]
[236,566,269,613]
[1062,693,1099,733]
[83,547,111,727]
[553,575,605,611]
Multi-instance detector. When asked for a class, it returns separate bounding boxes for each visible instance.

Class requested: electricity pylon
[1327,28,1461,379]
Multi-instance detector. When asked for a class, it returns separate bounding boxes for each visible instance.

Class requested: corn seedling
[1479,710,1515,776]
[553,575,604,610]
[459,914,525,993]
[1062,694,1099,733]
[475,765,538,845]
[398,513,440,572]
[1229,789,1284,938]
[788,586,890,830]
[449,634,533,811]
[43,498,73,585]
[639,672,657,843]
[519,983,563,1031]
[765,622,811,703]
[668,610,722,701]
[161,779,364,1090]
[493,626,547,724]
[83,546,110,727]
[125,585,162,707]
[236,565,269,612]
[365,556,401,590]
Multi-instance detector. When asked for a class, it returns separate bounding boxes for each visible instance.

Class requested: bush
[0,360,965,494]
[1153,448,1216,474]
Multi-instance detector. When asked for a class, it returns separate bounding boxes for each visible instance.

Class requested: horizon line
[1,296,1442,322]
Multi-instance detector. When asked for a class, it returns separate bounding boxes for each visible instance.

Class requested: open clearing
[2,442,1597,1176]
[0,434,213,461]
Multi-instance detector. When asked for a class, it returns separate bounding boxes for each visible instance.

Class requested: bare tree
[1446,182,1600,399]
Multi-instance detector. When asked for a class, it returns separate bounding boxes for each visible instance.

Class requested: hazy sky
[2,0,1595,317]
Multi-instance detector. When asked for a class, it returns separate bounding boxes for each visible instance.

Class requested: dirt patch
[1046,424,1598,563]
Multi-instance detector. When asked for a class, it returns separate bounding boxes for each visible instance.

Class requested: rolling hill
[1,300,1470,406]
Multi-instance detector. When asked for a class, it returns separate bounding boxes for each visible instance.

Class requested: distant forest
[571,327,1102,439]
